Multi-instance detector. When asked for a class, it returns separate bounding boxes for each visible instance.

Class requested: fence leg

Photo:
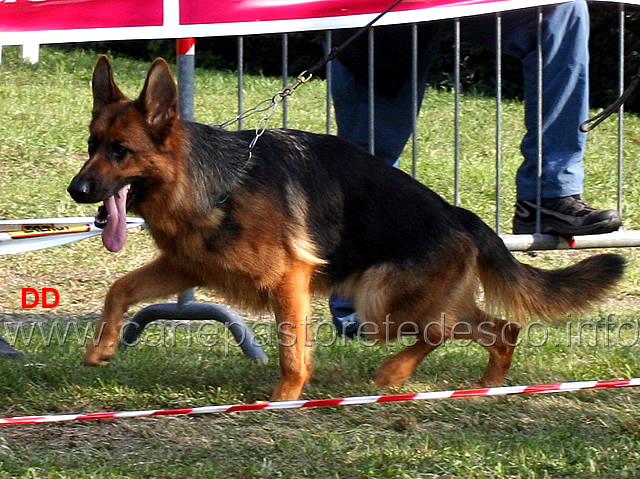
[118,39,268,362]
[20,43,39,64]
[0,335,24,359]
[121,303,268,361]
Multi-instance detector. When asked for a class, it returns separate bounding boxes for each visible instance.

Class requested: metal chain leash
[216,71,312,131]
[213,71,313,175]
[213,0,405,162]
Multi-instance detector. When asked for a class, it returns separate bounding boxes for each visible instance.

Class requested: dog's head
[68,56,179,251]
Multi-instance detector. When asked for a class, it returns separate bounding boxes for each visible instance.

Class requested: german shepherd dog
[68,56,625,401]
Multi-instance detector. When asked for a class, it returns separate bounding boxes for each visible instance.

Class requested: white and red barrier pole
[2,377,639,426]
[177,38,196,122]
[176,37,197,305]
[0,217,145,256]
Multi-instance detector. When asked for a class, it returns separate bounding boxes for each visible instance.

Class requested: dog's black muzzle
[67,176,104,204]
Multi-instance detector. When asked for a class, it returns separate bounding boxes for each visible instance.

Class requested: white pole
[20,43,40,63]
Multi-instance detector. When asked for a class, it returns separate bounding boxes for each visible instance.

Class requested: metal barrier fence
[216,4,640,252]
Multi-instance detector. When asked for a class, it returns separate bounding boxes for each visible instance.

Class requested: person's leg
[462,2,620,234]
[331,60,426,167]
[462,2,588,198]
[513,1,620,234]
[516,1,589,200]
[331,25,442,165]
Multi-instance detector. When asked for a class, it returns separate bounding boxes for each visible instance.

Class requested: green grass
[2,46,640,478]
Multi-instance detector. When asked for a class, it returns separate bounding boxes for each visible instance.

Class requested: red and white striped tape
[2,377,639,426]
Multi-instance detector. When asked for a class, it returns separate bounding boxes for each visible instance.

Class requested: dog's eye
[109,143,131,162]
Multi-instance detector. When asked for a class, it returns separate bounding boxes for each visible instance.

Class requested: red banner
[180,0,512,25]
[0,0,638,45]
[177,0,568,37]
[0,0,164,33]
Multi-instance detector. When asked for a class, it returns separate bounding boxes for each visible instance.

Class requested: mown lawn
[1,46,640,478]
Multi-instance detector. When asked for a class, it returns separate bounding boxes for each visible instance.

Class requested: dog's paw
[83,344,116,367]
[373,363,412,387]
[270,382,304,402]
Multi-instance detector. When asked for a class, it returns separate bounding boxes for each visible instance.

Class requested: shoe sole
[513,216,622,236]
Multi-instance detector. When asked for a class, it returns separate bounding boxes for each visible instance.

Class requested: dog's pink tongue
[102,184,130,252]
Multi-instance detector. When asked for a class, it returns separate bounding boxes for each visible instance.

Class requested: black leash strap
[580,61,640,132]
[303,0,405,78]
[276,0,405,100]
[219,0,404,130]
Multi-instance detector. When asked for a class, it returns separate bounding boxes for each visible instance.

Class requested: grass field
[1,46,640,478]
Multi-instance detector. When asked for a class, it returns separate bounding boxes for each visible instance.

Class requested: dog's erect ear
[136,58,179,130]
[92,55,126,114]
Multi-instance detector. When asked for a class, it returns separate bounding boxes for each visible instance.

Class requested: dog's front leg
[84,255,199,366]
[270,264,315,401]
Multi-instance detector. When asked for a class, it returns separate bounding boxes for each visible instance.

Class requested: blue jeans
[329,1,590,320]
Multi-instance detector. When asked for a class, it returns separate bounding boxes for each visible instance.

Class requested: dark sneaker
[513,195,621,235]
[332,312,362,339]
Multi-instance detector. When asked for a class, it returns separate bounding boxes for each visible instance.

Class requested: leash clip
[296,70,313,86]
[277,70,314,99]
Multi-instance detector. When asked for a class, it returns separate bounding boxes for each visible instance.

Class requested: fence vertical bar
[495,14,502,234]
[411,23,418,178]
[617,4,625,219]
[325,31,333,135]
[454,18,461,206]
[282,33,289,128]
[535,8,544,233]
[368,27,375,155]
[237,36,244,130]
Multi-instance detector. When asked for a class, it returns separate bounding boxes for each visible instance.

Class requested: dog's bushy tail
[457,208,626,324]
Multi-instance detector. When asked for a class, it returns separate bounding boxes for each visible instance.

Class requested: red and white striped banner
[2,377,638,426]
[1,0,638,45]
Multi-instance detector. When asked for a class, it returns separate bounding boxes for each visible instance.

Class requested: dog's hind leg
[452,305,521,387]
[372,303,521,388]
[373,328,444,387]
[84,255,199,366]
[270,263,315,401]
[477,315,521,387]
